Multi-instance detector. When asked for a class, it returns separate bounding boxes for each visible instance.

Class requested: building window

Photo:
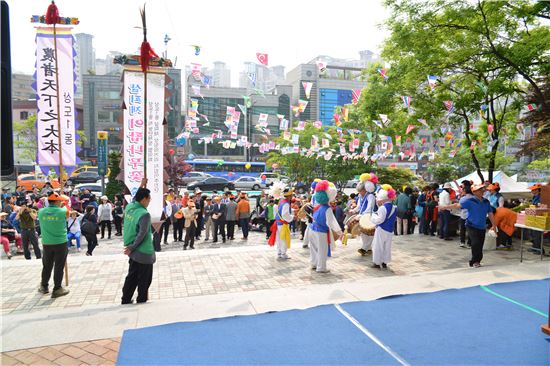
[20,111,29,120]
[97,111,111,122]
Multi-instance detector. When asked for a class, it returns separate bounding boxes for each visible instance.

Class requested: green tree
[13,115,37,162]
[375,167,415,190]
[527,157,550,170]
[105,152,126,200]
[380,0,549,182]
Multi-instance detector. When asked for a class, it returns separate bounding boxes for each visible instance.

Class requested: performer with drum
[370,185,398,269]
[353,173,378,256]
[268,183,294,260]
[309,180,343,273]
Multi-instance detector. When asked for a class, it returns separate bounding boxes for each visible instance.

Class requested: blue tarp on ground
[118,279,550,365]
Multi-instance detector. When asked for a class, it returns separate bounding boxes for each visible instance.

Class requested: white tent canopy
[450,171,530,198]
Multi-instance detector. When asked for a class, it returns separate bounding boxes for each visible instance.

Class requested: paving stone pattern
[1,231,536,316]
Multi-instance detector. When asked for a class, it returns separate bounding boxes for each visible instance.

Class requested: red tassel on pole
[139,5,159,72]
[45,1,59,25]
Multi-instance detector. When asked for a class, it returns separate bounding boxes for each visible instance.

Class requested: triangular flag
[352,89,362,105]
[302,81,313,99]
[406,125,417,134]
[256,52,268,65]
[342,107,349,122]
[316,61,327,73]
[247,72,256,87]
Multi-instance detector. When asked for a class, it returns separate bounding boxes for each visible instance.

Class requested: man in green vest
[121,187,155,304]
[38,192,70,298]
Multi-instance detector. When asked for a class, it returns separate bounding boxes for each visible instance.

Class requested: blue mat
[342,279,549,365]
[485,279,550,314]
[117,305,397,365]
[118,279,550,365]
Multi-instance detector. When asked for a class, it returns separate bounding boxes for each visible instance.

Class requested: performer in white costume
[267,182,294,260]
[370,184,398,269]
[355,173,378,256]
[308,180,343,273]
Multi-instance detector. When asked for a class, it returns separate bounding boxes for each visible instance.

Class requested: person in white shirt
[438,183,453,240]
[308,181,343,273]
[97,196,113,239]
[66,211,82,251]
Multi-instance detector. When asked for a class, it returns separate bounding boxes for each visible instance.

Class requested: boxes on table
[516,212,526,225]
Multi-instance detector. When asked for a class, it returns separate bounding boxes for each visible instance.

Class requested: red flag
[352,89,362,105]
[256,53,268,66]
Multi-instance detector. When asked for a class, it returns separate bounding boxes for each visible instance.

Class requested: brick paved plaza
[1,231,547,365]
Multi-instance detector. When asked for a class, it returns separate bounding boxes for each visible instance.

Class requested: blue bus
[184,160,266,180]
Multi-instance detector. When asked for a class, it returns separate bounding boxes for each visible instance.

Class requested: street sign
[97,131,108,176]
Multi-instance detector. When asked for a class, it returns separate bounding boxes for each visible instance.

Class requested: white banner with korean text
[35,27,77,169]
[123,71,165,222]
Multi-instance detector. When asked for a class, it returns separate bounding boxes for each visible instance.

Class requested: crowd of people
[1,185,126,259]
[1,173,546,304]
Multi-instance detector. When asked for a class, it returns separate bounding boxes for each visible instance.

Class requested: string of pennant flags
[179,48,537,160]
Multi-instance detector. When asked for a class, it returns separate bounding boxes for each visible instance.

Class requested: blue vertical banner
[97,131,108,176]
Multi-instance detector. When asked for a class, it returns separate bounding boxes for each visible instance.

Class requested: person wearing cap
[529,184,542,206]
[16,204,42,259]
[121,185,156,304]
[528,184,544,253]
[70,190,82,213]
[438,183,453,240]
[268,187,294,260]
[308,181,343,273]
[203,197,214,241]
[487,183,504,209]
[370,185,398,269]
[194,191,204,241]
[354,173,378,256]
[445,184,496,268]
[1,212,23,259]
[225,195,238,241]
[182,200,198,250]
[236,192,251,240]
[98,196,113,240]
[458,181,473,249]
[66,210,82,251]
[37,192,70,298]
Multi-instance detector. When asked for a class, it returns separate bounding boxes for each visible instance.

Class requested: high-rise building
[11,73,34,100]
[238,63,285,92]
[105,51,123,75]
[211,61,231,87]
[285,62,365,125]
[74,33,96,98]
[82,74,122,156]
[166,68,182,140]
[184,85,292,161]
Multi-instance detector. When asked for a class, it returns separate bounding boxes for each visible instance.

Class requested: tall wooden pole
[52,23,64,189]
[52,23,69,286]
[143,69,147,182]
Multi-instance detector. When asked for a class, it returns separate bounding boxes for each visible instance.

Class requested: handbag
[81,214,98,235]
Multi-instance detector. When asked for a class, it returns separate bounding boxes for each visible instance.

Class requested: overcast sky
[7,0,389,85]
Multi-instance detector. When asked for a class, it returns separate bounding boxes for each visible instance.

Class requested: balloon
[169,149,175,156]
[261,174,266,180]
[245,163,251,170]
[217,160,224,166]
[271,163,279,169]
[188,153,195,160]
[228,172,234,177]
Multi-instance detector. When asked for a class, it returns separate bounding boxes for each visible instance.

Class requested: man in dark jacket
[121,187,155,304]
[211,196,226,243]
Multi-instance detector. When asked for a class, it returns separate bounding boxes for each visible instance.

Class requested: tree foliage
[105,152,126,200]
[377,0,549,182]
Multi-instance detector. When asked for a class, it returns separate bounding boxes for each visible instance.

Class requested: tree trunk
[462,111,484,182]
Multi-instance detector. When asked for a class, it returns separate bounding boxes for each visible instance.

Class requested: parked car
[232,177,266,190]
[17,174,60,192]
[345,178,359,188]
[75,183,102,197]
[71,165,111,177]
[181,172,213,186]
[66,171,100,185]
[258,173,290,186]
[187,177,235,191]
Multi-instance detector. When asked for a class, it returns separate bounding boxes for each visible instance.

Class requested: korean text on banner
[35,27,77,168]
[123,71,165,222]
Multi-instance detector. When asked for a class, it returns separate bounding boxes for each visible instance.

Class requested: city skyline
[7,0,389,86]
